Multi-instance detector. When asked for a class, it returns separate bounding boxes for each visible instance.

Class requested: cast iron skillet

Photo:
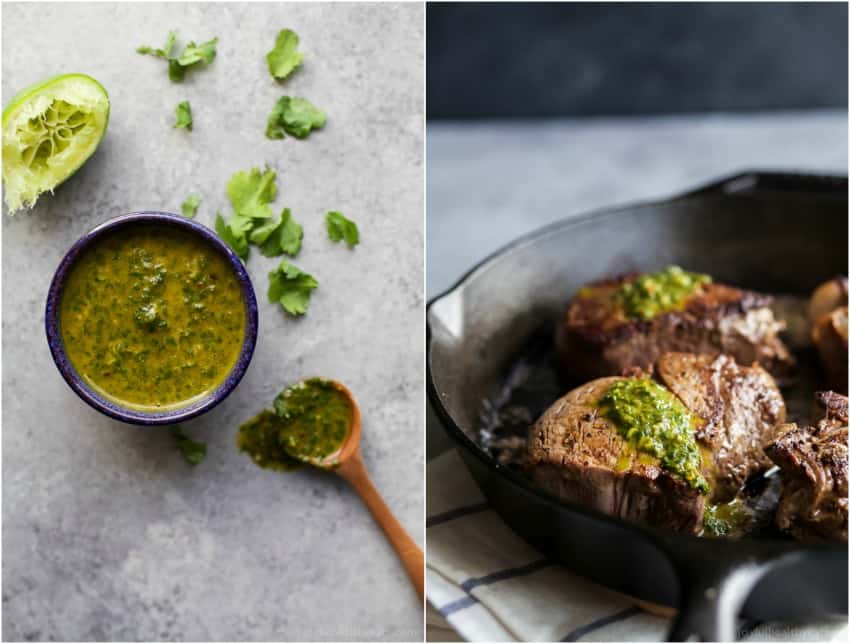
[426,172,848,641]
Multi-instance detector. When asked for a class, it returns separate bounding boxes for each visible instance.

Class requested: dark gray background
[427,1,848,118]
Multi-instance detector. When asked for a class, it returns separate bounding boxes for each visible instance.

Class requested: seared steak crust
[812,306,848,392]
[527,352,786,532]
[656,353,786,502]
[809,277,848,393]
[765,391,848,542]
[808,276,848,324]
[527,377,705,533]
[556,275,794,383]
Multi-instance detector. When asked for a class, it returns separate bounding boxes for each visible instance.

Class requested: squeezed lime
[2,73,110,213]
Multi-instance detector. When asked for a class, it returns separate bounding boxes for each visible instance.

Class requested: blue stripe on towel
[436,559,552,618]
[460,558,552,592]
[426,502,490,527]
[561,606,642,641]
[439,594,481,616]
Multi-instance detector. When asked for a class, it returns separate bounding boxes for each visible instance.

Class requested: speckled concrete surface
[2,3,423,641]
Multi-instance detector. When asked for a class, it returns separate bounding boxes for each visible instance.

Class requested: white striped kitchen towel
[426,448,849,642]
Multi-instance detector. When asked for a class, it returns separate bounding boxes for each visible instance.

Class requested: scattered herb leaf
[137,31,217,82]
[180,193,201,218]
[229,213,255,236]
[265,96,326,139]
[325,211,359,248]
[174,101,193,130]
[227,166,277,220]
[215,212,249,260]
[250,208,303,257]
[177,38,218,66]
[137,30,177,59]
[268,261,318,315]
[171,426,207,465]
[266,29,304,81]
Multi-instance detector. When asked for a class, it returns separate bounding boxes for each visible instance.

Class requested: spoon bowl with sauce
[238,378,424,600]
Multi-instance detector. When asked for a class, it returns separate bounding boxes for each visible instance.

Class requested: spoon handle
[336,451,424,601]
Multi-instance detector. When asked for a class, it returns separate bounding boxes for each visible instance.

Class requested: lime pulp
[2,73,110,213]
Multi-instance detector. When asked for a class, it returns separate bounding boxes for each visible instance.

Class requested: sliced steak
[527,352,786,533]
[809,277,848,393]
[765,391,848,542]
[556,274,794,383]
[656,352,786,502]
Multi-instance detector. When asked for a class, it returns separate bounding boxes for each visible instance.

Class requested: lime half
[3,73,109,213]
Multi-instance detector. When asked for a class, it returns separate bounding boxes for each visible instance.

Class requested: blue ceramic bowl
[45,211,259,425]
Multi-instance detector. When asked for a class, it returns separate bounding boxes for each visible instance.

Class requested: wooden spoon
[310,380,424,601]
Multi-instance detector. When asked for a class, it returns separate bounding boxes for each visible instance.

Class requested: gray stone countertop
[2,2,423,641]
[426,111,848,459]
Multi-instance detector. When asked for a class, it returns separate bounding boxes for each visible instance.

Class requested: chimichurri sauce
[613,265,711,320]
[598,378,708,493]
[237,378,352,470]
[274,379,351,461]
[237,410,302,471]
[702,500,752,537]
[59,225,245,410]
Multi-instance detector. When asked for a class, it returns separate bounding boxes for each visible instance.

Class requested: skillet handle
[659,537,791,642]
[667,557,771,642]
[672,171,847,202]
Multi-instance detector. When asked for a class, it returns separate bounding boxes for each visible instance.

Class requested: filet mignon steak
[765,391,848,542]
[809,276,848,393]
[656,352,786,502]
[556,273,794,383]
[527,352,786,533]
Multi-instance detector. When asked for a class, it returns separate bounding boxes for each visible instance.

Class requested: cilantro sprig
[268,261,318,316]
[214,166,304,264]
[137,31,218,82]
[250,208,303,257]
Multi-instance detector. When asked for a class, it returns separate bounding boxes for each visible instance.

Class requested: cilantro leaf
[180,193,201,218]
[249,207,303,257]
[177,38,218,66]
[215,212,249,260]
[267,29,304,81]
[137,31,217,82]
[227,166,277,220]
[162,31,177,57]
[137,30,176,58]
[265,96,326,140]
[174,101,193,131]
[325,211,360,248]
[168,60,187,82]
[228,213,255,236]
[268,261,318,316]
[171,426,206,465]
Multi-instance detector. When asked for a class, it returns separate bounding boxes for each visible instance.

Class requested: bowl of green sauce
[45,211,258,425]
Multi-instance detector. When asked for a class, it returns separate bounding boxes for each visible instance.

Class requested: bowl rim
[45,211,259,426]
